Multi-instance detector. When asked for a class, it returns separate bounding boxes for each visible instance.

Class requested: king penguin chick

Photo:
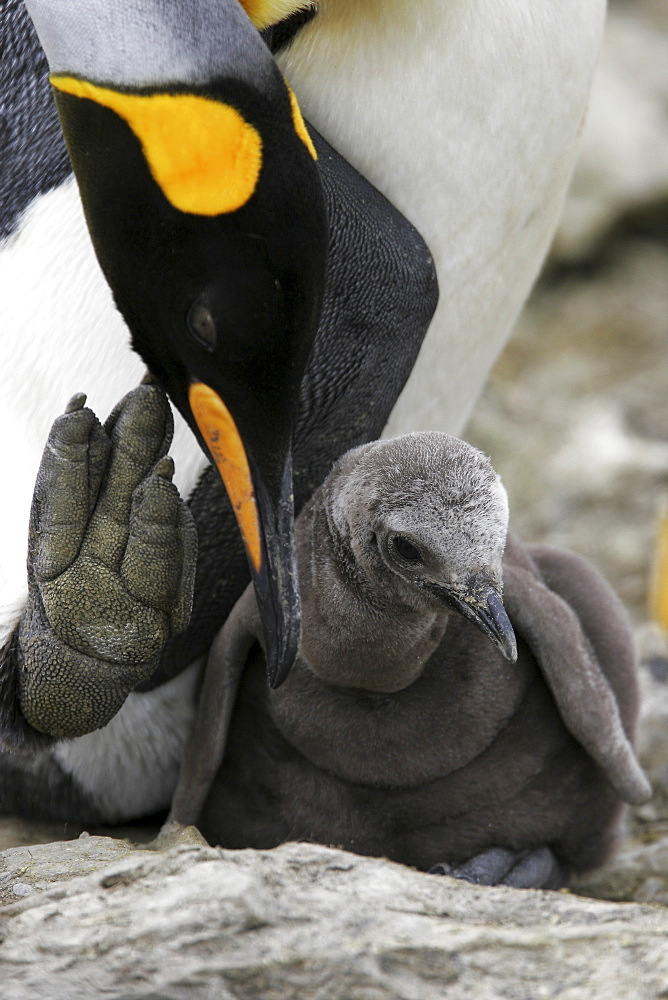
[170,433,650,890]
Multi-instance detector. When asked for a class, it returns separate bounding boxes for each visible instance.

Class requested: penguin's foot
[429,846,568,890]
[17,384,197,739]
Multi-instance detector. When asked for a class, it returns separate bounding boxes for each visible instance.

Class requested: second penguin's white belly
[278,0,607,436]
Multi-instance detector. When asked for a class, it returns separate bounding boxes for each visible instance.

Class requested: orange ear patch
[188,382,263,573]
[239,0,311,31]
[51,75,262,216]
[287,85,317,160]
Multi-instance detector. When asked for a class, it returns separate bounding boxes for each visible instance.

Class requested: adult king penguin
[0,0,606,825]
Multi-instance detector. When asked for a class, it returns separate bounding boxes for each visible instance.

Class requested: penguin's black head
[50,64,328,687]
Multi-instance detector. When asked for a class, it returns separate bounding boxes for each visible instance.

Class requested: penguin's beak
[187,382,299,688]
[428,581,518,662]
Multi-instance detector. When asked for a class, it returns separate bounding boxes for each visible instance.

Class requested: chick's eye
[187,299,217,351]
[393,536,422,562]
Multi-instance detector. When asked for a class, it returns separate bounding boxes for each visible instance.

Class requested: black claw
[154,456,175,481]
[65,392,87,413]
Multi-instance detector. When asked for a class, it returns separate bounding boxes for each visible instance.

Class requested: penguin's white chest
[278,0,606,435]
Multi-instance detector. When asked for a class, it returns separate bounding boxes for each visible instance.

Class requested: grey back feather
[504,563,650,805]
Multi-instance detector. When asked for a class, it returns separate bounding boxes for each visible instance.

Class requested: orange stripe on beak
[188,382,262,573]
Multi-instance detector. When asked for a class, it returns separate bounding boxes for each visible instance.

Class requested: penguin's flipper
[430,846,569,890]
[168,584,260,828]
[15,383,197,741]
[503,552,651,806]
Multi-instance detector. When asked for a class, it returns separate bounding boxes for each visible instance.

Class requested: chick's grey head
[325,432,517,661]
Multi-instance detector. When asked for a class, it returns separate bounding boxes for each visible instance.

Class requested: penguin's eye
[393,536,422,563]
[187,299,218,352]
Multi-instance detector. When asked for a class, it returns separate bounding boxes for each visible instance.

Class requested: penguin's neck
[296,496,449,693]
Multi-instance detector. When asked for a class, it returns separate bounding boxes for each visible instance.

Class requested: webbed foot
[429,846,568,890]
[17,383,197,738]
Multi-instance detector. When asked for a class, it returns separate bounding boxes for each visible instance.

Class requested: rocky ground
[4,833,668,1000]
[2,2,668,996]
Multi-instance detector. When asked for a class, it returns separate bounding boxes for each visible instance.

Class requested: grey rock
[574,833,668,905]
[636,658,668,820]
[574,662,668,903]
[2,836,668,1000]
[0,831,136,906]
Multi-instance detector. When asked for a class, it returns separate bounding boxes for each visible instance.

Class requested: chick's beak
[471,589,518,663]
[429,581,518,663]
[188,381,300,687]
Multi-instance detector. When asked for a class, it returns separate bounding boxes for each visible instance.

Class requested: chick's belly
[197,651,614,871]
